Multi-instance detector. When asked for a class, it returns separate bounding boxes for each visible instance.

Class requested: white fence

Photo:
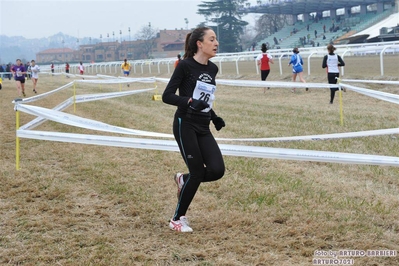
[46,41,399,77]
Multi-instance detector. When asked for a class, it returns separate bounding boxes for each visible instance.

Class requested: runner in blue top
[288,47,308,93]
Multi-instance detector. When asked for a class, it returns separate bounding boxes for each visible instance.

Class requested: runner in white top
[30,60,40,93]
[322,44,345,104]
[78,61,85,79]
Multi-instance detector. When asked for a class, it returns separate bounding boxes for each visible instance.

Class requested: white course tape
[12,82,75,104]
[41,72,63,76]
[219,128,399,142]
[155,77,170,83]
[19,88,155,130]
[64,73,76,78]
[74,74,99,79]
[117,76,156,83]
[19,98,74,130]
[155,77,339,89]
[16,101,399,142]
[97,74,118,79]
[16,104,174,138]
[74,88,155,103]
[17,130,399,167]
[342,79,399,85]
[75,77,155,84]
[340,83,399,105]
[215,79,337,89]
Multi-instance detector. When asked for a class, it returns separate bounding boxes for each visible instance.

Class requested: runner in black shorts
[11,59,27,97]
[162,27,226,233]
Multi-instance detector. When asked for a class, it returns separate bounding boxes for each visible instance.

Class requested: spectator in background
[0,64,4,79]
[25,61,31,79]
[6,64,12,80]
[65,62,70,78]
[174,54,182,68]
[50,62,54,74]
[273,36,278,45]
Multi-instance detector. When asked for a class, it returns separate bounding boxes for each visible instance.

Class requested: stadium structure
[244,0,399,48]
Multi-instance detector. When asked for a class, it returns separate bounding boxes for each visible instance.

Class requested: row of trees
[198,0,289,52]
[138,0,289,55]
[0,1,289,63]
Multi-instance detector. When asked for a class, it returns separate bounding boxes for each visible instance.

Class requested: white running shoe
[169,216,193,232]
[174,172,184,199]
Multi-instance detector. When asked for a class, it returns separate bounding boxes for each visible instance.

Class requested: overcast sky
[0,0,259,39]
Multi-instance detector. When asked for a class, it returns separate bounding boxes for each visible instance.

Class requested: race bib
[192,80,216,113]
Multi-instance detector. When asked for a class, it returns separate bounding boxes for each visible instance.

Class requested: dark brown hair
[327,44,336,53]
[183,27,211,59]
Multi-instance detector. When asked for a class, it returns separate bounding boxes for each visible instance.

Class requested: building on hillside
[153,29,190,58]
[36,29,190,64]
[36,48,78,64]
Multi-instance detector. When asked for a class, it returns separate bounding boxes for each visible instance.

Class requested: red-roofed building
[36,48,78,63]
[36,29,191,63]
[153,29,190,57]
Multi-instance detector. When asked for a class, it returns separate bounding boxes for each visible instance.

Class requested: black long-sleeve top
[162,57,218,121]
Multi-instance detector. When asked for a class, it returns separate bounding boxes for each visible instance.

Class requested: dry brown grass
[1,55,399,265]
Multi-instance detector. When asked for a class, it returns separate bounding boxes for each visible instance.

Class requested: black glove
[189,99,209,111]
[212,116,225,131]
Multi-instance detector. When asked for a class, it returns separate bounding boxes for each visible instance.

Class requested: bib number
[192,81,216,112]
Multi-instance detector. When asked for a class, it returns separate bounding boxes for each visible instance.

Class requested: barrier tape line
[17,130,399,167]
[340,83,399,105]
[342,79,399,85]
[15,103,399,142]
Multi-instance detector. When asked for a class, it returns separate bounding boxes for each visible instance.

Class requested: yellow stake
[337,78,344,126]
[73,82,76,113]
[15,101,22,170]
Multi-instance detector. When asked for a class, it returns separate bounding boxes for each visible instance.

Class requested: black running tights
[172,116,225,220]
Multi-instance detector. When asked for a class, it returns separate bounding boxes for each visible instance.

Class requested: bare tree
[253,0,291,45]
[239,25,257,51]
[135,23,158,59]
[255,14,289,43]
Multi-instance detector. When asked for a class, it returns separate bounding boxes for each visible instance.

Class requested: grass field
[1,55,399,265]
